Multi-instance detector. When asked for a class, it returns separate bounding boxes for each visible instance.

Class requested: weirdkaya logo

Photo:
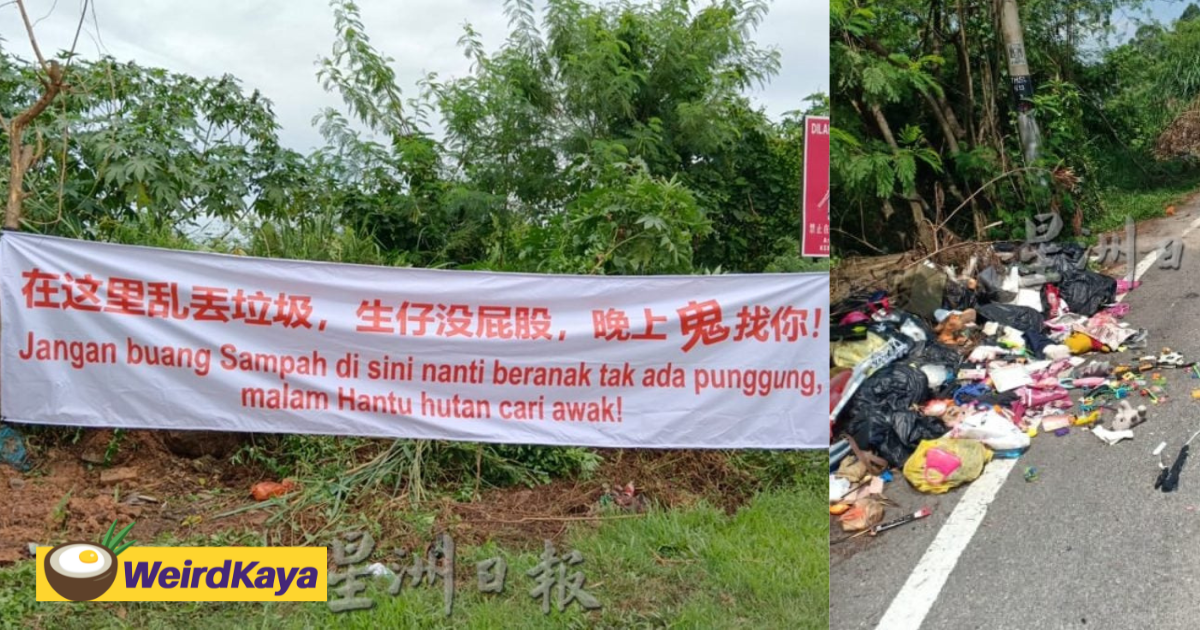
[123,558,318,594]
[42,519,136,601]
[37,520,327,603]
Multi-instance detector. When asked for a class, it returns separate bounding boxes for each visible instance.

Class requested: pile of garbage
[829,240,1177,536]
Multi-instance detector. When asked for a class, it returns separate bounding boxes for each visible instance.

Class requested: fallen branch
[903,231,1003,270]
[934,167,1050,233]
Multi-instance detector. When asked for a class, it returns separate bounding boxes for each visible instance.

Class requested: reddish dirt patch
[2,434,760,565]
[0,431,263,565]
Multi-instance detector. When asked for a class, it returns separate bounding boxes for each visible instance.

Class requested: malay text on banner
[1,233,827,449]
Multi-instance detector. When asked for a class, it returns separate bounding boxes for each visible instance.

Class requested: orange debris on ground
[250,479,297,501]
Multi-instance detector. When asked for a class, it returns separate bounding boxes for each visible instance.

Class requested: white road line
[873,216,1185,630]
[872,458,1016,630]
[1131,214,1200,286]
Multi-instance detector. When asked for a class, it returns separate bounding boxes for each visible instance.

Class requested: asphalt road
[831,203,1200,630]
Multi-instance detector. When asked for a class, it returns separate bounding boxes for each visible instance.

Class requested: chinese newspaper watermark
[327,531,601,617]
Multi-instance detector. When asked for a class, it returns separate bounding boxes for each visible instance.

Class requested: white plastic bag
[952,408,1031,451]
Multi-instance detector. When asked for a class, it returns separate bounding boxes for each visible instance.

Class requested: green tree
[0,46,303,236]
[316,0,805,273]
[829,0,1168,256]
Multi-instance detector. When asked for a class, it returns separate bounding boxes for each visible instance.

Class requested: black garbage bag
[848,363,929,419]
[912,341,963,374]
[1030,242,1088,275]
[976,302,1050,357]
[942,279,977,311]
[847,411,946,468]
[843,363,941,466]
[831,322,870,342]
[976,303,1043,334]
[1058,269,1116,316]
[890,411,948,456]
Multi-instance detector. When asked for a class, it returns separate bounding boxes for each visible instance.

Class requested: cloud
[2,0,828,151]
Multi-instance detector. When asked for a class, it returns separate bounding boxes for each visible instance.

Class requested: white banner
[0,233,827,449]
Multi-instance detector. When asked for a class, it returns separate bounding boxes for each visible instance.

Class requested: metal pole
[999,0,1037,162]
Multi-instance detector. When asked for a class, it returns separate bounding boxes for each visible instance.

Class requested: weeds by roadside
[0,485,827,629]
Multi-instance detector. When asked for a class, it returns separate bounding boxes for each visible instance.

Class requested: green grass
[1091,179,1200,235]
[0,486,827,630]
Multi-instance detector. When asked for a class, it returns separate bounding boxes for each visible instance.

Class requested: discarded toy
[1024,466,1039,482]
[1159,349,1186,367]
[1112,400,1142,431]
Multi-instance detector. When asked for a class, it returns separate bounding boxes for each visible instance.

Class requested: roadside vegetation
[831,0,1200,256]
[0,1,826,626]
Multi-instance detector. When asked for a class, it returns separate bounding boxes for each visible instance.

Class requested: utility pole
[999,0,1039,163]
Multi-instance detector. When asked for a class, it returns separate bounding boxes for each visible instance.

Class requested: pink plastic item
[925,447,962,479]
[1104,303,1131,318]
[1116,279,1141,295]
[840,311,869,326]
[1017,386,1071,408]
[1072,377,1107,389]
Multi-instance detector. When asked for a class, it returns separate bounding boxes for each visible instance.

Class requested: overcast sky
[2,0,829,152]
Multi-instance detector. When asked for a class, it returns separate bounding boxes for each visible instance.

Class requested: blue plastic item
[0,424,31,472]
[953,382,990,406]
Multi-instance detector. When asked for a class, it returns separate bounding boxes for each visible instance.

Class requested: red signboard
[802,115,830,258]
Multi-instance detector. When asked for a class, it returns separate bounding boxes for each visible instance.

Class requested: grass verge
[1091,180,1200,235]
[0,485,827,629]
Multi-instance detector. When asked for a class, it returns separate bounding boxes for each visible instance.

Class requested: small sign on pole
[802,115,830,258]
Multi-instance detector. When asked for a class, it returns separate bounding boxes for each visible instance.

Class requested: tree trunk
[955,0,977,148]
[922,92,962,155]
[5,61,63,230]
[870,104,938,252]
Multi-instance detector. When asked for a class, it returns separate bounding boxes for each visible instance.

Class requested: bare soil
[1,432,758,565]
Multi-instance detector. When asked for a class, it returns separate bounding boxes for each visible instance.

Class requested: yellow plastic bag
[832,332,887,368]
[903,438,993,494]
